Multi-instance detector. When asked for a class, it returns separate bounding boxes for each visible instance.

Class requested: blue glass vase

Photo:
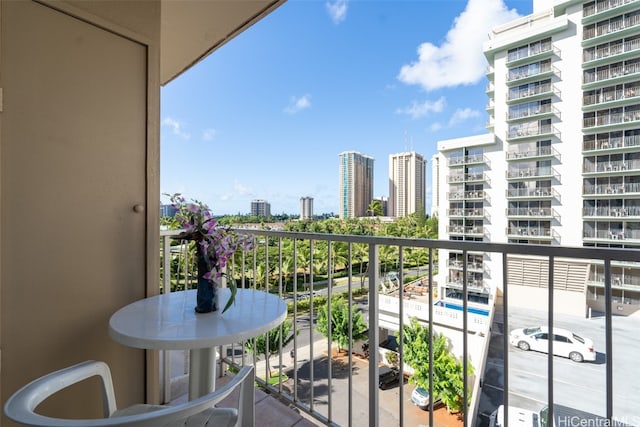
[195,246,217,313]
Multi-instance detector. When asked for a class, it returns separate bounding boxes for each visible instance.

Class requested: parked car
[410,386,442,410]
[378,366,400,389]
[489,405,553,427]
[509,326,595,362]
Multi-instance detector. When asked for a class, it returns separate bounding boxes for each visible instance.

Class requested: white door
[1,0,148,419]
[530,332,550,354]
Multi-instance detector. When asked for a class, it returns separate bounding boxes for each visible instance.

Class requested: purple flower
[168,193,252,312]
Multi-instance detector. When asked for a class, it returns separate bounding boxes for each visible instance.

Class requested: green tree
[244,319,297,381]
[367,200,383,216]
[399,317,474,413]
[316,297,368,353]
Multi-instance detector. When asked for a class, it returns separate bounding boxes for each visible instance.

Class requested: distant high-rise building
[300,196,314,220]
[430,154,440,217]
[338,151,374,218]
[250,199,271,217]
[389,151,426,218]
[160,204,178,218]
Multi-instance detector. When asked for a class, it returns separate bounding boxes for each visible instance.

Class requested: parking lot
[478,307,640,426]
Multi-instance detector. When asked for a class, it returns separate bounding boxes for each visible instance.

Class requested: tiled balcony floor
[169,365,321,427]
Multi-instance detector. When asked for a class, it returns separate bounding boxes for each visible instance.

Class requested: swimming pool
[434,300,490,316]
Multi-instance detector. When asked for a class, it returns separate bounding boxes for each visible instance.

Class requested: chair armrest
[4,363,255,427]
[4,360,118,424]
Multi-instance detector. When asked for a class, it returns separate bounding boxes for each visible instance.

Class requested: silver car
[410,386,441,410]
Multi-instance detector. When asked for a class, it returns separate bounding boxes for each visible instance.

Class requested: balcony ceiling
[161,0,286,85]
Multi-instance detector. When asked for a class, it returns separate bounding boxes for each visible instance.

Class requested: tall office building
[388,151,426,218]
[338,151,374,218]
[300,196,314,220]
[430,154,441,217]
[434,0,640,314]
[250,199,271,217]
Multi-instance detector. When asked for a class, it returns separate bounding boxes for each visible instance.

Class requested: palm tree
[352,243,369,289]
[367,200,383,217]
[295,240,311,289]
[379,245,398,276]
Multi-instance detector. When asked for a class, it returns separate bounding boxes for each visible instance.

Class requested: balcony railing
[507,82,557,102]
[447,190,488,201]
[507,123,560,140]
[448,153,488,167]
[506,43,555,63]
[583,110,640,128]
[506,166,560,180]
[506,207,560,220]
[583,229,640,241]
[583,133,640,151]
[583,37,640,63]
[506,145,558,160]
[506,103,556,121]
[506,62,555,83]
[506,187,559,200]
[583,181,640,195]
[583,159,640,173]
[583,85,640,106]
[583,13,640,41]
[583,0,637,19]
[583,206,640,217]
[447,208,485,218]
[583,61,640,85]
[159,228,640,427]
[506,226,556,239]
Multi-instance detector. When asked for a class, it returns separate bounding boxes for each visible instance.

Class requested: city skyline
[160,0,530,215]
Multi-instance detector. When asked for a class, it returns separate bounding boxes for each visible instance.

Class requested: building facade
[435,0,640,315]
[338,151,374,218]
[251,199,271,217]
[389,151,426,218]
[300,196,314,220]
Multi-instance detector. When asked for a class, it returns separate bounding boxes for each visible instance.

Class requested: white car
[410,386,441,410]
[509,326,596,362]
[490,405,553,427]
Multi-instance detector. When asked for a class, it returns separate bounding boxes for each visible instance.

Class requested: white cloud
[202,128,217,141]
[326,0,348,24]
[396,97,446,119]
[233,181,253,196]
[397,0,521,91]
[162,117,191,140]
[448,108,481,126]
[430,122,443,132]
[284,94,312,114]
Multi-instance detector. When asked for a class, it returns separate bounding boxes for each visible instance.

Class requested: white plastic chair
[4,360,254,427]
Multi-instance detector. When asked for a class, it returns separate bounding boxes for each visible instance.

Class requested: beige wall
[0,0,160,423]
[508,287,588,318]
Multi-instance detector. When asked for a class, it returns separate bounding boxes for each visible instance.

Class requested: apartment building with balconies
[434,0,640,317]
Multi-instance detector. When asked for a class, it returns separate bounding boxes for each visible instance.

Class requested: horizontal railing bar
[227,228,640,262]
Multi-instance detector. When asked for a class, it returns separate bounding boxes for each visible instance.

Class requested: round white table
[109,288,287,399]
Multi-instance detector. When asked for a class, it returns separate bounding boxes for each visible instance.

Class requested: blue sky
[160,0,533,216]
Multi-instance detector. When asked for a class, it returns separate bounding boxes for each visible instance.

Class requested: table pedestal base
[189,347,217,400]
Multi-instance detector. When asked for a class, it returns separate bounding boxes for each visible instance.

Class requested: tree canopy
[316,297,368,353]
[398,317,474,413]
